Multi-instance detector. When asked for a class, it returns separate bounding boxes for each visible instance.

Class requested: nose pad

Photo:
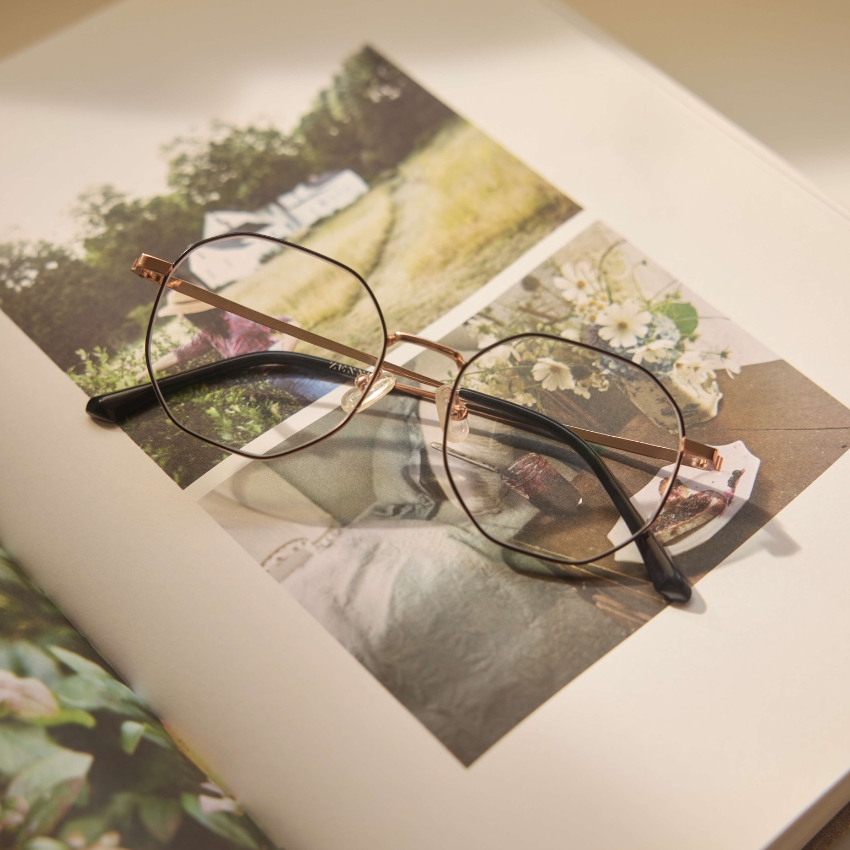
[341,370,396,413]
[435,384,470,442]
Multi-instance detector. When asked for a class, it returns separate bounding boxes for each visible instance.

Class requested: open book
[1,0,850,848]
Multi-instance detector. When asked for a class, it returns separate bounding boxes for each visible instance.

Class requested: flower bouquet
[464,238,739,425]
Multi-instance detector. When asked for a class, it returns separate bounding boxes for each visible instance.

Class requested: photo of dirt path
[228,118,577,353]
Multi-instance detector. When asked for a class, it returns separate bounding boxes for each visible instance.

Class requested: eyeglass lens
[446,336,683,563]
[147,234,385,456]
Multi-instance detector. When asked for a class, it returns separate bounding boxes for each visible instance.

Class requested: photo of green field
[228,119,576,352]
[0,45,579,486]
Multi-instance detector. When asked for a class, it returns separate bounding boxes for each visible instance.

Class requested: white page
[1,1,850,848]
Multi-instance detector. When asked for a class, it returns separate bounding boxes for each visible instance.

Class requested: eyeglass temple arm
[457,390,691,603]
[129,254,719,471]
[84,350,690,602]
[132,257,443,390]
[85,352,350,423]
[398,382,717,471]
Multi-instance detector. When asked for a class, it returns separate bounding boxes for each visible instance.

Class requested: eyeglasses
[87,233,724,603]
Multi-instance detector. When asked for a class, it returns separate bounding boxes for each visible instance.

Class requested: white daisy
[532,358,575,391]
[589,370,610,391]
[673,349,713,380]
[632,338,676,365]
[715,347,741,379]
[553,260,598,304]
[697,348,741,379]
[472,346,511,373]
[597,301,652,349]
[512,391,537,408]
[467,318,500,349]
[559,320,583,341]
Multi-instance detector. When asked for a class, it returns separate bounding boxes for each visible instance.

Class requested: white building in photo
[201,208,299,241]
[277,169,369,230]
[193,169,369,290]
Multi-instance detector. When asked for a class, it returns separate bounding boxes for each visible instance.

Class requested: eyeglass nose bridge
[386,331,467,370]
[385,331,469,439]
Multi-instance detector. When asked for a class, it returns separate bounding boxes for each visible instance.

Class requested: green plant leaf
[7,749,92,803]
[0,724,61,776]
[23,837,69,850]
[118,719,174,755]
[182,794,258,849]
[0,557,28,589]
[139,796,183,843]
[13,642,63,685]
[50,647,149,722]
[18,777,84,844]
[140,723,174,750]
[61,813,115,847]
[658,300,699,338]
[51,674,103,711]
[120,721,145,755]
[74,779,90,808]
[30,708,96,729]
[47,648,111,680]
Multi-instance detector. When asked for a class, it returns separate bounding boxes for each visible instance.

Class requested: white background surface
[567,0,850,216]
[4,0,849,216]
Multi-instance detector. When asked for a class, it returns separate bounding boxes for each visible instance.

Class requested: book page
[2,0,850,848]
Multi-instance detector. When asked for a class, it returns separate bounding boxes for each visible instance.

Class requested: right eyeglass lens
[445,335,683,563]
[147,234,386,456]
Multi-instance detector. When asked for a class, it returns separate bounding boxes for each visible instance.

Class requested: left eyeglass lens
[147,234,386,456]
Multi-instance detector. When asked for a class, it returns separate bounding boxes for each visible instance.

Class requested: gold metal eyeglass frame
[83,236,727,602]
[131,252,721,473]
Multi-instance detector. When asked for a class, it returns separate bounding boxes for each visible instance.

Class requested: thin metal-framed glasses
[87,233,725,603]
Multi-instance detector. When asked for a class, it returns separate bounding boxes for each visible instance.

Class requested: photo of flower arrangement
[0,548,274,849]
[462,224,740,424]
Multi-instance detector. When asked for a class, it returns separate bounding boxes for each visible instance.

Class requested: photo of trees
[0,46,579,486]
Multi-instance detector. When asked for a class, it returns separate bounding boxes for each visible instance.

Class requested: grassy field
[98,118,578,485]
[226,118,578,358]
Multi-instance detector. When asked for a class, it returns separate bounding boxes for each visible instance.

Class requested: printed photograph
[0,548,274,849]
[0,46,579,487]
[199,222,850,764]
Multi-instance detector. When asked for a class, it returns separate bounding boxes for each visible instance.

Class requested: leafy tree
[0,46,456,376]
[0,242,115,371]
[164,47,455,214]
[320,45,454,179]
[76,186,205,281]
[165,125,311,211]
[297,88,363,178]
[293,46,455,181]
[0,190,205,370]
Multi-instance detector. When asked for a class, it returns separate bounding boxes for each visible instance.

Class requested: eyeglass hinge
[131,254,173,286]
[681,437,723,471]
